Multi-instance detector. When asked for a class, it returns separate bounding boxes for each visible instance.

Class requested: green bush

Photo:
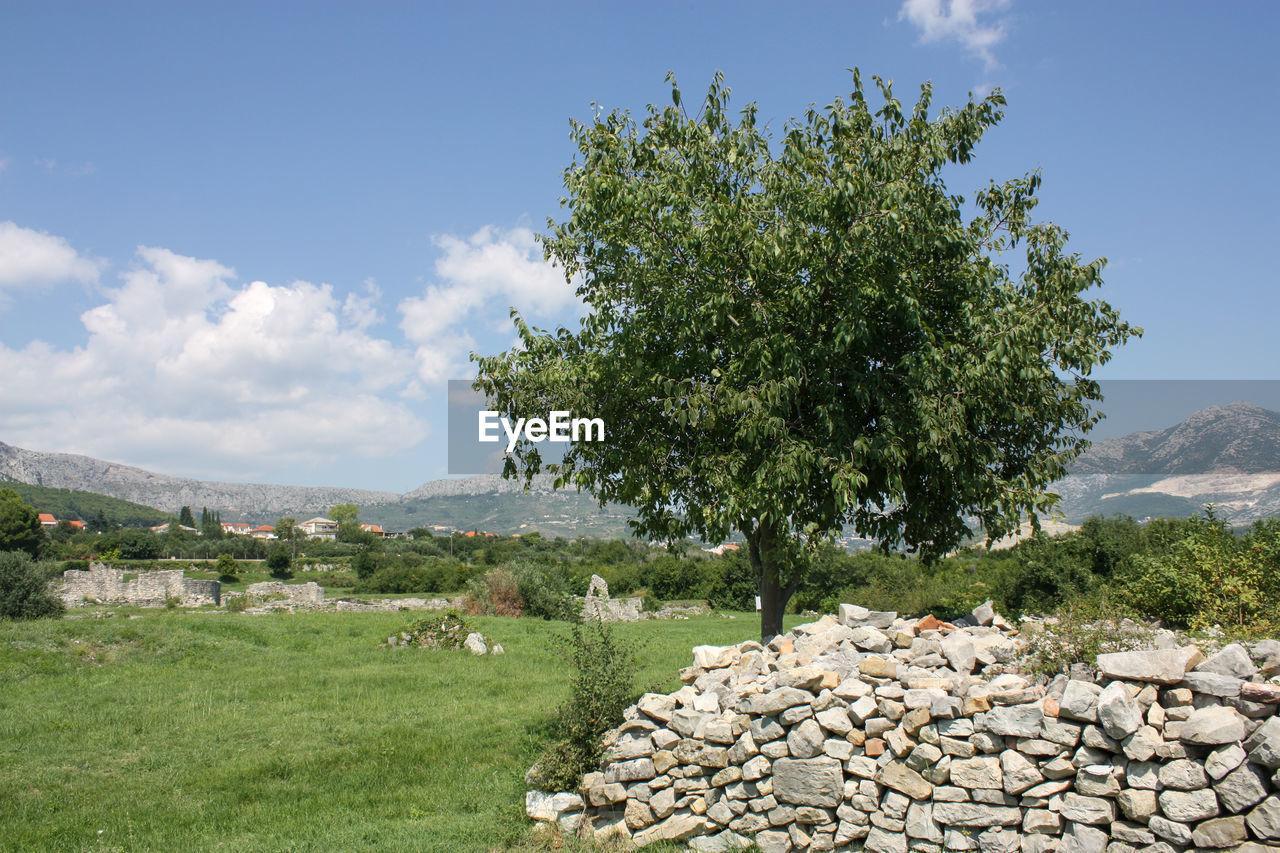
[1119,510,1276,629]
[515,564,579,621]
[533,621,637,791]
[0,550,64,620]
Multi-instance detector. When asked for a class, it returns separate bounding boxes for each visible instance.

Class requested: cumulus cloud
[899,0,1011,68]
[0,221,103,295]
[399,226,579,384]
[0,240,426,478]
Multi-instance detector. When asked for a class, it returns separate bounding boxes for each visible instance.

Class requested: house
[150,522,200,535]
[359,523,386,537]
[221,522,252,535]
[702,543,741,556]
[38,513,57,528]
[298,517,338,541]
[249,525,278,540]
[68,520,85,530]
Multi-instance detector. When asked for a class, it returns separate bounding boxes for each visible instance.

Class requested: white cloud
[0,221,102,295]
[399,226,579,384]
[899,0,1011,69]
[0,239,426,479]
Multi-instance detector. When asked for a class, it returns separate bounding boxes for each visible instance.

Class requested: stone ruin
[581,574,644,623]
[526,601,1280,853]
[224,581,325,612]
[59,562,220,608]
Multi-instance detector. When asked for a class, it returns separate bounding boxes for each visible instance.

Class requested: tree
[215,553,238,580]
[275,517,299,559]
[0,550,63,620]
[472,72,1140,640]
[178,506,195,528]
[329,503,360,525]
[0,488,44,558]
[266,545,293,579]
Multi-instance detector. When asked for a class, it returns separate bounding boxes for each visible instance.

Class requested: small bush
[0,550,64,620]
[226,595,250,613]
[464,568,524,617]
[516,565,579,621]
[533,621,637,791]
[1021,594,1147,676]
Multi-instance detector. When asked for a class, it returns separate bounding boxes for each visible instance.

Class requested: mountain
[6,400,1280,535]
[0,440,635,535]
[1070,402,1280,475]
[0,441,398,522]
[1055,402,1280,524]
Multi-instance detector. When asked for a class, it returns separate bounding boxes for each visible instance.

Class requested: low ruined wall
[527,604,1280,853]
[59,562,220,607]
[240,581,324,606]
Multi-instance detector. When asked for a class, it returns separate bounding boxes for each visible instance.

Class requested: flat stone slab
[1096,648,1203,684]
[773,757,843,807]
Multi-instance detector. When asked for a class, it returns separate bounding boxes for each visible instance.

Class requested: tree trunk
[747,523,798,644]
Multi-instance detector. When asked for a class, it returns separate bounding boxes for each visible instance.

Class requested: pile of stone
[526,602,1280,853]
[385,610,504,655]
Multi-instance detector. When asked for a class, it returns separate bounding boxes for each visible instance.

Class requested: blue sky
[1,1,1277,491]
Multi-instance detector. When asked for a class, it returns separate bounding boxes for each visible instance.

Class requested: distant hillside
[1071,402,1280,475]
[7,400,1280,536]
[2,482,171,527]
[0,440,398,522]
[363,488,636,539]
[1056,402,1280,524]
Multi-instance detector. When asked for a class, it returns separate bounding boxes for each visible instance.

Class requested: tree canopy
[0,487,44,558]
[472,71,1140,639]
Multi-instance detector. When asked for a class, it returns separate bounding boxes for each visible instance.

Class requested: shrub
[464,568,524,617]
[515,564,579,621]
[0,550,64,620]
[533,620,637,791]
[1118,510,1274,629]
[353,547,382,579]
[1021,594,1148,676]
[226,595,250,613]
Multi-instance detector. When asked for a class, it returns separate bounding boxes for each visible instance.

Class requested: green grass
[0,609,791,852]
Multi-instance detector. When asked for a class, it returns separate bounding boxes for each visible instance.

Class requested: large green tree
[0,488,44,558]
[472,72,1140,640]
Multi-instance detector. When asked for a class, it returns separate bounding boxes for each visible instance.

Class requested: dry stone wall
[59,562,220,607]
[527,604,1280,853]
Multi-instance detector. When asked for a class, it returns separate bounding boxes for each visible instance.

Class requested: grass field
[0,608,793,852]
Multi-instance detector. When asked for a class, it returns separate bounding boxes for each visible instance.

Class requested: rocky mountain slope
[1055,402,1280,524]
[0,441,398,521]
[5,401,1280,532]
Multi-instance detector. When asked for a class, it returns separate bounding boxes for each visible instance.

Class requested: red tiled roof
[38,513,56,524]
[69,520,86,528]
